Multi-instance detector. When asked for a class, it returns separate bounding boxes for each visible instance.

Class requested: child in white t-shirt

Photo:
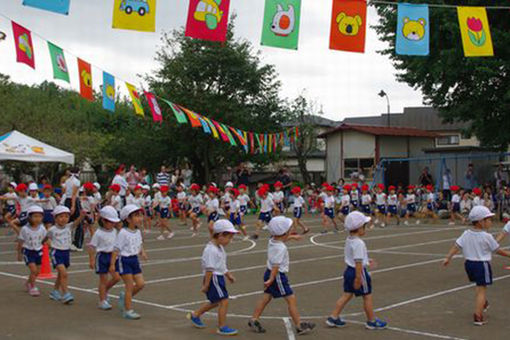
[449,185,464,225]
[291,187,309,234]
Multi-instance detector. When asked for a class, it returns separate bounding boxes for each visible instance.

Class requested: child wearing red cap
[350,183,360,211]
[205,186,220,235]
[152,185,174,240]
[449,185,464,225]
[338,185,351,225]
[229,188,249,240]
[374,184,387,228]
[321,186,339,233]
[404,185,420,225]
[472,188,483,207]
[176,183,188,227]
[385,186,400,225]
[9,184,40,234]
[291,187,309,234]
[272,182,285,215]
[423,185,438,222]
[360,185,372,217]
[188,184,204,237]
[251,187,274,240]
[107,184,122,214]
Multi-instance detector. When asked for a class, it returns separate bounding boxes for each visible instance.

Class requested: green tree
[373,0,510,149]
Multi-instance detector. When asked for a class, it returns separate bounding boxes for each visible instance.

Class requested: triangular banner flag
[161,99,188,124]
[12,22,35,69]
[181,107,202,127]
[198,115,212,134]
[202,116,219,139]
[48,42,69,82]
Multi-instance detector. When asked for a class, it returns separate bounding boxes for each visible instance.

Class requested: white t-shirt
[324,196,335,209]
[238,194,250,206]
[18,224,47,251]
[375,193,387,205]
[206,198,219,213]
[230,199,240,213]
[503,222,510,234]
[293,196,305,208]
[89,227,117,253]
[341,194,350,207]
[127,195,144,208]
[455,229,500,261]
[3,192,17,205]
[109,194,122,212]
[318,192,328,202]
[472,196,482,207]
[344,236,369,268]
[361,194,372,205]
[114,228,143,257]
[388,194,398,206]
[350,190,359,201]
[267,239,289,273]
[260,197,274,213]
[80,196,96,213]
[112,175,128,196]
[451,194,461,204]
[406,194,416,204]
[427,193,435,203]
[64,175,80,197]
[221,192,232,206]
[189,194,203,209]
[40,196,57,210]
[93,192,102,204]
[155,196,171,209]
[177,192,187,203]
[47,223,73,250]
[144,195,152,208]
[201,241,228,275]
[272,191,284,203]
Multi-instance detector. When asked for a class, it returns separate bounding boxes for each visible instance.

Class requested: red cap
[232,188,240,197]
[326,185,335,192]
[16,183,27,192]
[109,184,121,192]
[238,184,247,190]
[43,184,53,190]
[257,187,268,197]
[361,184,369,191]
[160,185,169,193]
[343,185,351,191]
[291,186,301,194]
[208,186,218,193]
[473,187,482,195]
[408,185,415,190]
[388,185,396,191]
[263,184,270,190]
[351,183,358,188]
[377,184,385,190]
[274,181,283,188]
[321,182,329,187]
[426,184,434,191]
[83,182,95,192]
[451,185,460,191]
[190,183,200,191]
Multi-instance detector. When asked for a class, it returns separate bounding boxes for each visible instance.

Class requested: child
[460,191,472,218]
[237,184,253,233]
[152,183,162,229]
[291,186,309,234]
[187,220,239,336]
[142,185,153,233]
[248,216,315,335]
[93,182,102,208]
[360,185,372,217]
[385,186,399,225]
[80,182,98,242]
[88,206,122,310]
[1,182,18,222]
[188,183,204,237]
[321,185,339,233]
[127,185,144,209]
[229,189,249,240]
[47,206,85,303]
[272,181,285,215]
[205,186,220,235]
[221,183,233,218]
[326,211,387,330]
[350,183,360,211]
[423,185,438,222]
[176,184,188,226]
[374,184,387,228]
[111,204,148,320]
[153,185,174,240]
[9,184,36,234]
[404,185,420,225]
[338,185,351,226]
[107,184,122,214]
[251,187,274,240]
[443,205,510,325]
[472,188,483,207]
[449,186,464,225]
[17,205,47,296]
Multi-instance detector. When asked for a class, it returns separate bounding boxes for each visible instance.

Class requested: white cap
[120,204,143,221]
[142,184,150,190]
[469,206,495,222]
[225,182,234,188]
[79,186,84,193]
[28,183,38,191]
[93,182,101,190]
[9,182,17,188]
[53,205,71,216]
[345,211,371,231]
[211,182,217,188]
[27,205,43,215]
[212,219,240,234]
[153,183,161,189]
[267,216,293,236]
[100,206,120,223]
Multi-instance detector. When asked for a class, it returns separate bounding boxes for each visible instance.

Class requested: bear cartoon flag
[23,0,70,15]
[185,0,231,42]
[112,0,156,32]
[457,7,494,57]
[126,83,145,116]
[329,0,367,53]
[48,42,70,82]
[77,58,93,101]
[102,72,116,112]
[261,0,302,50]
[396,3,429,56]
[12,22,35,69]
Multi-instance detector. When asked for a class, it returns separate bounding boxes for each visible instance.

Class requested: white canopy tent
[0,130,74,165]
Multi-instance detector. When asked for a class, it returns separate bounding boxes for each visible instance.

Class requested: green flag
[48,42,69,82]
[160,98,188,124]
[261,0,301,50]
[221,123,237,146]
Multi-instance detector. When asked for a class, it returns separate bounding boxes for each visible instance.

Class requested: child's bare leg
[27,263,39,285]
[362,294,376,321]
[330,293,353,318]
[122,274,134,310]
[217,298,229,328]
[53,271,61,291]
[285,294,301,326]
[98,274,109,301]
[475,286,487,316]
[252,293,272,320]
[132,274,145,296]
[56,265,68,293]
[106,272,121,292]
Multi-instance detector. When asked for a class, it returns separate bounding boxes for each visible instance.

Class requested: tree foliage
[373,0,510,149]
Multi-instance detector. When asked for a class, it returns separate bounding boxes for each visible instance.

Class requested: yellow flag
[457,7,493,57]
[112,0,156,32]
[125,82,144,116]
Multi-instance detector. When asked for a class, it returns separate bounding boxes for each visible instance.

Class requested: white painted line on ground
[283,317,296,340]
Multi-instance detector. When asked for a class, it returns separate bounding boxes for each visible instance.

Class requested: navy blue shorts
[341,206,350,216]
[351,200,359,208]
[259,212,272,223]
[179,203,186,211]
[43,210,54,224]
[264,269,294,298]
[452,203,460,213]
[117,255,142,276]
[23,248,42,266]
[191,207,201,215]
[377,205,386,214]
[426,203,435,211]
[95,252,117,274]
[324,208,335,219]
[277,202,284,212]
[6,204,16,215]
[230,213,241,226]
[388,205,397,215]
[50,249,70,269]
[293,207,302,219]
[208,212,219,222]
[144,207,152,217]
[240,205,248,215]
[407,203,416,213]
[361,205,371,214]
[19,211,28,227]
[343,266,372,296]
[160,208,170,219]
[465,260,492,286]
[206,274,229,303]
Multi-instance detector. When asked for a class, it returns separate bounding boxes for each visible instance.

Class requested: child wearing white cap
[110,204,148,320]
[87,206,122,310]
[249,216,316,335]
[47,206,86,304]
[326,211,387,330]
[443,205,510,326]
[187,219,239,336]
[0,182,18,221]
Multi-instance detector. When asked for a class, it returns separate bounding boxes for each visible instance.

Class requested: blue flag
[23,0,70,15]
[198,116,211,134]
[396,3,429,56]
[102,72,115,113]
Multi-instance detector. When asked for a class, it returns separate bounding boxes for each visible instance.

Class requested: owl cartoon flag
[48,42,69,82]
[457,7,494,57]
[396,3,429,56]
[329,0,367,53]
[102,72,116,112]
[112,0,156,32]
[261,0,302,50]
[12,22,35,69]
[185,0,231,42]
[77,58,93,101]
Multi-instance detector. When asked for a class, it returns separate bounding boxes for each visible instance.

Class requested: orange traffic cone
[38,244,56,279]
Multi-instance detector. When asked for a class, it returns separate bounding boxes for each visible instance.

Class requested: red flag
[213,121,230,142]
[77,58,93,101]
[12,22,35,69]
[329,0,367,53]
[185,0,231,42]
[144,92,163,123]
[249,132,255,154]
[273,133,277,150]
[181,107,202,127]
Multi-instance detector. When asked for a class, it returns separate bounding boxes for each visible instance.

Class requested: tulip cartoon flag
[125,83,144,116]
[396,3,429,56]
[23,0,70,15]
[185,0,231,42]
[102,72,116,112]
[144,92,163,123]
[77,58,93,101]
[112,0,156,32]
[457,7,493,57]
[261,0,302,50]
[329,0,367,53]
[48,42,69,82]
[12,22,35,69]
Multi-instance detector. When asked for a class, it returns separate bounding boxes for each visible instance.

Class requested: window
[344,158,374,180]
[436,135,460,146]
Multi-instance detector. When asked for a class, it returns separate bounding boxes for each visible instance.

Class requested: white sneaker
[70,244,78,252]
[416,220,421,225]
[98,300,112,310]
[156,235,165,241]
[242,236,249,241]
[380,223,386,228]
[448,222,455,225]
[167,232,175,239]
[374,219,379,224]
[191,232,197,237]
[404,221,409,226]
[262,225,268,230]
[29,286,40,297]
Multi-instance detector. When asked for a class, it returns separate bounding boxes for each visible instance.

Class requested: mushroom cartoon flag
[12,22,35,69]
[261,0,302,50]
[77,58,93,101]
[457,7,493,57]
[112,0,157,32]
[329,0,367,53]
[185,0,231,42]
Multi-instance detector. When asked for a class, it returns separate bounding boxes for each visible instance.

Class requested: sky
[0,0,425,121]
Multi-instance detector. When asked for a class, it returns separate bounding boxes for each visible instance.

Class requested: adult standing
[464,163,477,191]
[221,167,234,188]
[418,167,433,187]
[63,167,81,250]
[236,163,251,186]
[442,168,453,201]
[126,165,140,191]
[139,168,152,186]
[494,163,507,191]
[277,168,292,208]
[156,165,170,186]
[111,165,128,206]
[182,163,193,187]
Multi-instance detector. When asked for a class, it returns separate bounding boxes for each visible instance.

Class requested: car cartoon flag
[144,92,163,123]
[103,72,116,112]
[78,58,93,101]
[457,7,494,57]
[329,0,367,53]
[12,22,35,69]
[261,0,302,50]
[396,3,429,56]
[185,0,231,42]
[48,42,69,82]
[23,0,70,15]
[126,82,145,116]
[112,0,156,32]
